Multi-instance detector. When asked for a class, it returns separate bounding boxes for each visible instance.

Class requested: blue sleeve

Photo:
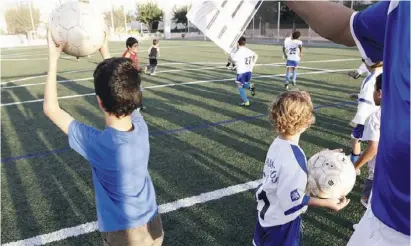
[68,120,99,160]
[350,1,389,65]
[131,110,142,122]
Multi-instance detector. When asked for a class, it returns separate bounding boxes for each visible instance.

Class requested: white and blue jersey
[285,39,303,68]
[350,0,410,235]
[254,137,309,246]
[351,68,382,126]
[230,46,257,84]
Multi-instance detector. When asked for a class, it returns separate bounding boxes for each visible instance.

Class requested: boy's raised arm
[99,31,111,59]
[43,30,74,135]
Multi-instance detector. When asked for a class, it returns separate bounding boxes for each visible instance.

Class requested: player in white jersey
[349,61,382,165]
[253,91,349,246]
[284,31,303,90]
[229,36,258,107]
[353,74,382,209]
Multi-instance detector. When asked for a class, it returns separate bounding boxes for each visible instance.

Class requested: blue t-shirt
[68,111,158,232]
[350,0,410,235]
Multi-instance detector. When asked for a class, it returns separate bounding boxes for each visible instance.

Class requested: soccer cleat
[250,83,256,96]
[292,81,296,86]
[285,84,290,90]
[348,71,361,79]
[239,101,250,107]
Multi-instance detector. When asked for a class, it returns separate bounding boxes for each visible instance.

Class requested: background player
[145,39,160,75]
[122,37,145,111]
[353,73,382,209]
[229,36,258,107]
[349,61,382,165]
[284,31,303,90]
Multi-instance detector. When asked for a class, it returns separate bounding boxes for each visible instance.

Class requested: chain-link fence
[1,0,378,47]
[175,0,377,43]
[239,1,375,44]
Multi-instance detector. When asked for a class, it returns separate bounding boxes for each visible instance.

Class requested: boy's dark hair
[376,73,382,91]
[238,36,246,46]
[126,37,138,48]
[153,39,159,45]
[292,31,301,39]
[93,58,141,117]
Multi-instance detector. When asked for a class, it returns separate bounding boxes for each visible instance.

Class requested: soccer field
[2,40,367,245]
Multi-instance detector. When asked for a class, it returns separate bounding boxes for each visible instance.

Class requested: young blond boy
[253,91,350,246]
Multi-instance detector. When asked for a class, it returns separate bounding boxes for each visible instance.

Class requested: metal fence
[178,0,377,44]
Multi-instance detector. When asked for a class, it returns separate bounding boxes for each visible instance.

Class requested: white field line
[1,69,95,84]
[0,63,294,88]
[1,58,356,85]
[0,68,352,107]
[3,179,261,246]
[1,66,230,89]
[298,66,330,72]
[0,45,215,60]
[1,63,227,85]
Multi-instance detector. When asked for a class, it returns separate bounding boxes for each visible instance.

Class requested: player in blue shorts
[349,61,382,165]
[229,37,258,107]
[284,31,303,90]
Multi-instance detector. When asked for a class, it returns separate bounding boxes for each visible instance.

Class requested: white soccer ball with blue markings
[306,150,356,199]
[50,1,105,57]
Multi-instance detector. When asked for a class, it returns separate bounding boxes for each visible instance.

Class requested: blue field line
[1,101,356,164]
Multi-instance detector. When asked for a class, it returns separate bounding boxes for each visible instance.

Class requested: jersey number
[289,47,297,55]
[257,189,270,220]
[245,56,252,65]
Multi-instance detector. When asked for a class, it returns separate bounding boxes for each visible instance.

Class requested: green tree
[104,7,134,30]
[136,2,163,32]
[172,5,190,31]
[4,4,40,37]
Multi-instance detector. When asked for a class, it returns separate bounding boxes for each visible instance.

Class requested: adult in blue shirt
[286,1,410,244]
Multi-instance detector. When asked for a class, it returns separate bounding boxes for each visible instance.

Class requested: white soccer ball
[306,150,356,199]
[50,1,105,57]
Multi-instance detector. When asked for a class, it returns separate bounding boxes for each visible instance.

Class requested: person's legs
[101,214,164,246]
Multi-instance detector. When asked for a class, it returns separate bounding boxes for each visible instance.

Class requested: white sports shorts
[348,205,410,246]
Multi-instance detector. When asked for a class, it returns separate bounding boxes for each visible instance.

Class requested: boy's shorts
[101,214,164,246]
[236,72,252,85]
[149,58,157,67]
[253,216,303,246]
[351,124,365,139]
[286,60,299,68]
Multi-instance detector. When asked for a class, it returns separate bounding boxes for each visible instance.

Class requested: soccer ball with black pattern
[50,1,105,57]
[306,150,356,199]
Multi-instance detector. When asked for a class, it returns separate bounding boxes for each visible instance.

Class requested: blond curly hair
[268,91,315,136]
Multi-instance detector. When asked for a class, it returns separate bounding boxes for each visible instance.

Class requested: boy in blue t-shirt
[43,31,163,245]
